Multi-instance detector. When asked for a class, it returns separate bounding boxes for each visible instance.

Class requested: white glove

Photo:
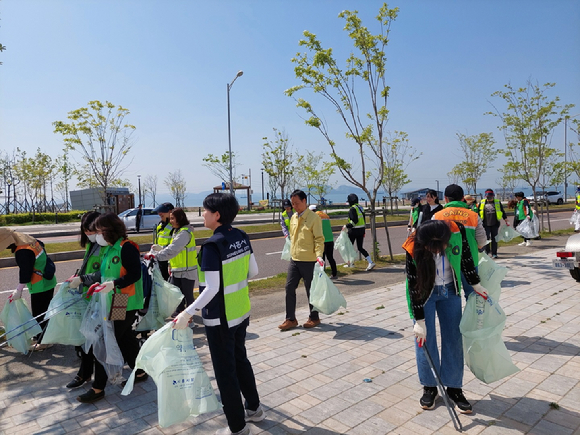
[172,311,193,330]
[9,283,26,303]
[472,284,488,300]
[316,257,324,267]
[526,215,531,220]
[413,319,426,347]
[151,244,163,252]
[68,275,82,288]
[96,281,115,294]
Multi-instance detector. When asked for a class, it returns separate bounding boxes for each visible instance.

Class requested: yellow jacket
[290,208,325,261]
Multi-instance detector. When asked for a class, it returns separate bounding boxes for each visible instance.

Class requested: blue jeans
[415,282,464,389]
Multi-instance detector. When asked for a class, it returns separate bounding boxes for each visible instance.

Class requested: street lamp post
[261,168,264,200]
[137,174,141,206]
[564,114,580,202]
[227,70,244,195]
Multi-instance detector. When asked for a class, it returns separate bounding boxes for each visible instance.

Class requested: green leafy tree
[286,4,399,261]
[262,128,295,201]
[449,132,496,194]
[202,152,240,189]
[164,170,187,208]
[55,150,74,211]
[487,80,573,207]
[53,100,136,205]
[295,151,336,205]
[496,163,518,201]
[567,118,580,186]
[382,131,420,213]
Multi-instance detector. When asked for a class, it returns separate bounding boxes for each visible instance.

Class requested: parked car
[118,207,159,231]
[553,232,580,282]
[526,191,564,205]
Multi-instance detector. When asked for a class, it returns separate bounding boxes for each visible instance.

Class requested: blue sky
[1,0,579,202]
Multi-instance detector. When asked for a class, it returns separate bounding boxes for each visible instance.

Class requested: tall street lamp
[564,114,580,202]
[261,168,264,200]
[227,70,244,195]
[137,174,141,206]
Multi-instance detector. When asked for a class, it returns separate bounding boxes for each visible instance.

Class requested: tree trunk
[382,206,394,260]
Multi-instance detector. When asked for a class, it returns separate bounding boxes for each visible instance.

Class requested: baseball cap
[152,202,174,214]
[485,189,494,196]
[309,204,317,211]
[282,199,291,208]
[444,184,464,201]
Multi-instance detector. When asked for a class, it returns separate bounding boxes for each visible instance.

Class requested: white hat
[309,204,317,211]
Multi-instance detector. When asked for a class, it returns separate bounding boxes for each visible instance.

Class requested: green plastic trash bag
[137,264,183,332]
[121,323,221,428]
[0,299,42,354]
[495,224,521,243]
[281,237,291,261]
[478,252,508,291]
[335,230,357,264]
[43,281,88,346]
[309,264,347,315]
[460,257,518,384]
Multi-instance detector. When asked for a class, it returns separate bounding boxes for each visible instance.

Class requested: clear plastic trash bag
[309,264,347,315]
[42,281,88,346]
[335,230,357,264]
[137,264,183,332]
[570,211,580,231]
[460,254,518,384]
[281,237,291,261]
[79,292,124,384]
[495,224,521,243]
[121,323,221,428]
[0,299,42,354]
[516,215,539,239]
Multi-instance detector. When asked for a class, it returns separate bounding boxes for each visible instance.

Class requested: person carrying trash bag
[403,219,487,414]
[152,202,174,280]
[0,228,56,351]
[343,193,375,271]
[70,212,146,403]
[310,204,338,280]
[172,193,265,435]
[145,207,198,319]
[513,192,534,246]
[64,211,104,390]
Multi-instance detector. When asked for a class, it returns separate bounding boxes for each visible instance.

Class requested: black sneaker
[447,387,472,414]
[420,386,438,409]
[77,389,105,403]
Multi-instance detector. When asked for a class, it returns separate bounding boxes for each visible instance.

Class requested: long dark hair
[170,207,190,228]
[426,189,440,204]
[413,220,451,298]
[94,212,127,245]
[80,211,100,248]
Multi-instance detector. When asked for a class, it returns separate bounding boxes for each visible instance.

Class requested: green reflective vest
[516,200,534,220]
[15,242,56,295]
[576,193,580,210]
[101,238,144,311]
[154,221,173,246]
[349,204,366,228]
[169,227,198,272]
[479,199,503,221]
[282,210,292,229]
[81,243,104,299]
[411,207,419,225]
[198,228,251,328]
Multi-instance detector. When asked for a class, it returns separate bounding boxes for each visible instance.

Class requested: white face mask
[87,234,97,243]
[96,234,109,246]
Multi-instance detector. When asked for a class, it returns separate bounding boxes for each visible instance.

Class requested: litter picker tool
[422,345,463,432]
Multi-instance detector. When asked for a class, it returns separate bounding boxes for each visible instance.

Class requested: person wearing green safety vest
[75,212,146,404]
[0,228,56,351]
[478,189,509,259]
[310,204,338,279]
[514,192,534,246]
[408,197,422,233]
[148,207,198,317]
[576,186,580,211]
[344,193,376,271]
[403,219,485,414]
[173,193,265,435]
[280,198,293,238]
[152,202,174,280]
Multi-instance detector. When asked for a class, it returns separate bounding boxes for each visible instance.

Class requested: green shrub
[0,210,86,226]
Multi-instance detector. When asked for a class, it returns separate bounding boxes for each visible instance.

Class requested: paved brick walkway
[1,248,580,434]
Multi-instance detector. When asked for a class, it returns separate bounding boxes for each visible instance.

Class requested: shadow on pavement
[505,335,580,355]
[330,322,403,341]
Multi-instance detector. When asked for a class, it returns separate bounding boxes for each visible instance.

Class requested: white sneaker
[526,241,532,246]
[366,262,376,271]
[518,241,526,246]
[246,404,266,422]
[343,262,352,268]
[215,425,251,435]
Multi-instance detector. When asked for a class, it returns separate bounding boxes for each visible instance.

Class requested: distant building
[402,188,444,201]
[70,187,134,213]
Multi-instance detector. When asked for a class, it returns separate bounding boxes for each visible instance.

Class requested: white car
[527,191,564,205]
[553,233,580,282]
[118,207,159,231]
